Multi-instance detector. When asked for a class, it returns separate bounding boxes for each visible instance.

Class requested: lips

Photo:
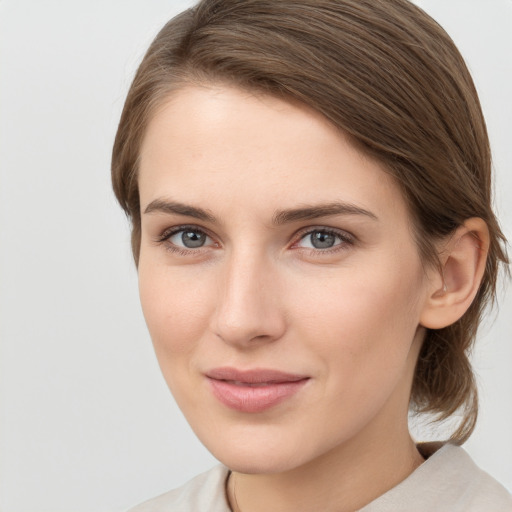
[205,367,310,413]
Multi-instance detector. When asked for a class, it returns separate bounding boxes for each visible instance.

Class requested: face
[137,85,433,474]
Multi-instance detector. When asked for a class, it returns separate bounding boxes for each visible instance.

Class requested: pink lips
[206,367,309,413]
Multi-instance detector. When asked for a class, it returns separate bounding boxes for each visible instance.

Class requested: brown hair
[112,0,508,442]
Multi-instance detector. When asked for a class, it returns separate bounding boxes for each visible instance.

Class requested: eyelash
[155,225,216,256]
[155,224,355,257]
[292,227,355,255]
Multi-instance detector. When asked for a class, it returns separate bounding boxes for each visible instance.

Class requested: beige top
[128,444,512,511]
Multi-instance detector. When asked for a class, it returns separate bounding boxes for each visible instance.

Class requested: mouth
[205,367,310,413]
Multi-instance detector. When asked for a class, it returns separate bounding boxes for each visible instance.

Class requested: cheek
[291,258,425,371]
[138,263,213,356]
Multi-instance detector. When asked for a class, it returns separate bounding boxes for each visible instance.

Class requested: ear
[420,218,490,330]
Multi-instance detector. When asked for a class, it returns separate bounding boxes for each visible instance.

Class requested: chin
[194,423,326,475]
[214,446,305,475]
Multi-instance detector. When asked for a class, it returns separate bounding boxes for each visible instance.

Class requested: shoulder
[430,444,512,511]
[127,465,231,512]
[361,443,512,512]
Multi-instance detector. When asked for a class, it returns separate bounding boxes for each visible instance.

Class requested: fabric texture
[128,443,512,511]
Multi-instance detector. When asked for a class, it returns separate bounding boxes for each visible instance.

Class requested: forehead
[138,84,409,225]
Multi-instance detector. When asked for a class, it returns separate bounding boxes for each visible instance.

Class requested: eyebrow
[144,199,216,222]
[143,199,378,224]
[272,202,378,225]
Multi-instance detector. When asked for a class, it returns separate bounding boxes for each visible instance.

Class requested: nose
[211,249,287,348]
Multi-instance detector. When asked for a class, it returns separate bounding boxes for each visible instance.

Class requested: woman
[112,0,511,510]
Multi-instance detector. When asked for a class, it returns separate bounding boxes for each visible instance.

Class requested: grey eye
[310,231,337,249]
[182,230,206,248]
[170,229,209,248]
[297,229,345,250]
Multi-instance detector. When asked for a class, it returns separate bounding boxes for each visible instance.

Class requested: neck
[228,425,423,512]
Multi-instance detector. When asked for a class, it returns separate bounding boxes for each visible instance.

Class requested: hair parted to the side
[112,0,508,443]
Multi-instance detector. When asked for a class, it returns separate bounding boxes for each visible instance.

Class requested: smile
[206,367,310,413]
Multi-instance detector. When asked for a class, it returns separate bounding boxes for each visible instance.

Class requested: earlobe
[420,218,490,330]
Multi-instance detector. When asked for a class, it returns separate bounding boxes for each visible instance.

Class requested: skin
[136,84,486,512]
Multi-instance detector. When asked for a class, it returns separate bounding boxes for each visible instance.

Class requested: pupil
[311,231,335,249]
[182,231,206,248]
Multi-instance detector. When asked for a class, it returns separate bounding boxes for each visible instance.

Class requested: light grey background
[0,1,510,511]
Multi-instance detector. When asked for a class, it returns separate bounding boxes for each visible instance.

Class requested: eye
[170,229,209,248]
[295,228,353,250]
[157,226,216,253]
